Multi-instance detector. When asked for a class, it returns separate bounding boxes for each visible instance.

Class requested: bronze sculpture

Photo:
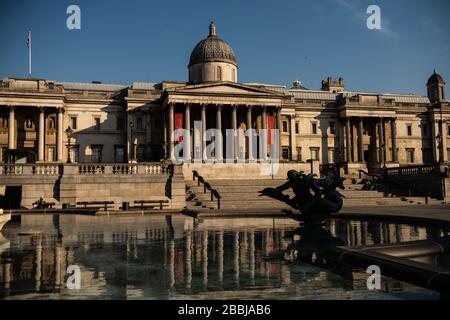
[259,170,345,224]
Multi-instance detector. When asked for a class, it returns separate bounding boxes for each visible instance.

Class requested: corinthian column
[246,105,253,161]
[184,104,191,162]
[216,105,223,162]
[168,103,174,161]
[8,106,15,150]
[57,107,64,162]
[38,108,45,162]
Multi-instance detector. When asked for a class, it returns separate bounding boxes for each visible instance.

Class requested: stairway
[185,177,445,211]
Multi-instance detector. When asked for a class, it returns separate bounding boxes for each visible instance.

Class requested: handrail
[192,171,221,209]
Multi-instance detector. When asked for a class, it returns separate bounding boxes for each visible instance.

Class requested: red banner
[175,113,184,143]
[267,115,275,144]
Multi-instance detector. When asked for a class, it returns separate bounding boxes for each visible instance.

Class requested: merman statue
[259,170,345,224]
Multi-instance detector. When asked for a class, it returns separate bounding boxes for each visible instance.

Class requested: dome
[188,22,237,68]
[427,70,445,86]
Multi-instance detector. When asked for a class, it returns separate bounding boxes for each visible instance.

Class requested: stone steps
[185,175,443,210]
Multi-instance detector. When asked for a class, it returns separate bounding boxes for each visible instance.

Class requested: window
[422,123,428,136]
[296,147,302,161]
[282,121,288,133]
[312,123,318,135]
[47,146,56,162]
[217,66,222,81]
[282,147,290,160]
[71,117,77,130]
[329,122,336,135]
[328,148,335,163]
[406,148,415,163]
[136,145,145,162]
[91,145,103,163]
[117,117,124,131]
[406,124,412,136]
[136,117,143,130]
[0,117,7,128]
[310,147,320,161]
[114,145,125,163]
[447,124,450,136]
[0,146,7,162]
[94,117,101,130]
[295,122,299,134]
[448,148,450,162]
[69,146,79,163]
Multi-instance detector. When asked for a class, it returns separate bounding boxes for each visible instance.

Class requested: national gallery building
[0,22,449,176]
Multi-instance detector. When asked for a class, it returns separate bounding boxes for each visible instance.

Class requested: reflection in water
[0,215,447,300]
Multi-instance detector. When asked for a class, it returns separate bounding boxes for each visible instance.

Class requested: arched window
[232,68,236,82]
[217,66,222,81]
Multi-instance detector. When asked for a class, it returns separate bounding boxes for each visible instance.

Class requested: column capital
[8,105,15,111]
[38,107,46,113]
[57,106,65,113]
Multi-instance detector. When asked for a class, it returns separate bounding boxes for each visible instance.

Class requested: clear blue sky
[0,0,449,96]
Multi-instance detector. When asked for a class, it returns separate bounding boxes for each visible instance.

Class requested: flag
[27,31,31,48]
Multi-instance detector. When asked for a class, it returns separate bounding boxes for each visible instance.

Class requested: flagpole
[28,31,32,78]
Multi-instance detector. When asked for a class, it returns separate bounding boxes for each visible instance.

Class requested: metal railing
[192,171,221,209]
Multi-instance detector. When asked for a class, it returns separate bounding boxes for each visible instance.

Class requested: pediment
[166,82,284,97]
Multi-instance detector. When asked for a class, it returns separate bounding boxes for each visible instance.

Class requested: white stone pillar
[357,118,364,162]
[168,103,175,161]
[232,105,238,161]
[379,118,385,165]
[246,105,253,161]
[201,104,207,162]
[345,118,351,163]
[8,106,15,150]
[290,115,297,161]
[276,107,282,160]
[261,106,267,160]
[38,108,45,162]
[391,118,398,162]
[216,104,223,161]
[184,104,191,162]
[57,107,64,162]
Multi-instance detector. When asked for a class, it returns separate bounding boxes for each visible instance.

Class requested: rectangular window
[69,146,79,163]
[328,148,335,163]
[47,146,56,162]
[295,122,299,134]
[329,122,336,135]
[114,145,125,163]
[71,117,77,130]
[296,147,302,161]
[0,146,7,162]
[312,123,318,135]
[282,121,288,133]
[406,124,412,136]
[310,147,320,161]
[91,145,103,163]
[48,117,56,130]
[282,147,290,160]
[136,117,143,130]
[117,117,124,131]
[406,148,415,163]
[0,117,7,128]
[136,145,145,162]
[447,124,450,136]
[94,117,101,130]
[448,148,450,162]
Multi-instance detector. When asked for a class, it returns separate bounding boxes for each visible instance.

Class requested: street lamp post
[65,126,73,164]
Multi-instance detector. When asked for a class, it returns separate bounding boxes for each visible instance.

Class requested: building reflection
[0,215,447,299]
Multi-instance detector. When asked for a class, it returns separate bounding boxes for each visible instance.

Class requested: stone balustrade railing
[0,163,169,176]
[383,164,441,177]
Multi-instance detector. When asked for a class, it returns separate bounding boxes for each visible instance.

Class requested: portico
[162,82,284,163]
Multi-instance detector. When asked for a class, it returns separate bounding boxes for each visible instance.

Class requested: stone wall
[0,163,186,210]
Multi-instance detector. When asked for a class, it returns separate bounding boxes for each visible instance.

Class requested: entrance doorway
[0,186,22,209]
